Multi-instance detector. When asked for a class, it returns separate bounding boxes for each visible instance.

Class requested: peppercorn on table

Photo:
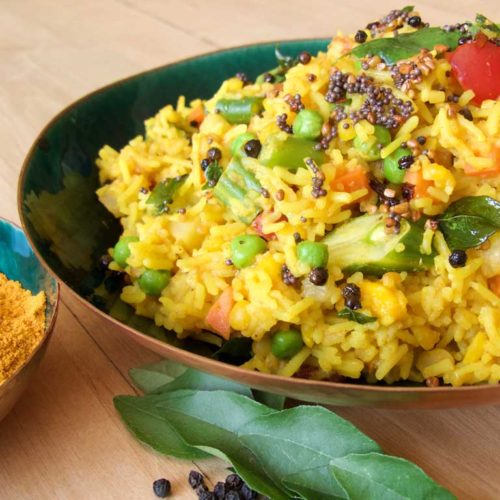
[1,1,500,498]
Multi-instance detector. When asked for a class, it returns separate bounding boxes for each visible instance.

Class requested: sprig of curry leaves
[115,359,455,500]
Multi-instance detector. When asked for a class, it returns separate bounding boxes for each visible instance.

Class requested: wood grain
[0,1,499,498]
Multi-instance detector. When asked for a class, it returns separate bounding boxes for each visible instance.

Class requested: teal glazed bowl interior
[0,218,59,422]
[18,40,500,408]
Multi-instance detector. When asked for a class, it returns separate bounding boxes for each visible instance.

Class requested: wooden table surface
[1,1,499,498]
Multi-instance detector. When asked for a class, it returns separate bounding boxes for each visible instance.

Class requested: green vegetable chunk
[259,135,326,171]
[353,125,391,161]
[271,329,304,359]
[113,236,139,267]
[138,269,171,296]
[438,195,500,250]
[297,241,329,268]
[215,97,264,124]
[322,213,435,275]
[147,175,187,214]
[231,132,257,157]
[351,27,463,64]
[213,158,263,224]
[383,147,412,184]
[293,109,323,140]
[231,234,267,269]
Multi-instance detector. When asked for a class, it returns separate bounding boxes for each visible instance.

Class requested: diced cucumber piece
[322,213,435,275]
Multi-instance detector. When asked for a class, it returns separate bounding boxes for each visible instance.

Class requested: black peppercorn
[240,484,258,500]
[309,267,329,286]
[213,482,226,499]
[449,250,467,268]
[200,158,211,171]
[342,283,362,310]
[263,72,275,83]
[298,51,312,64]
[458,108,473,121]
[153,478,171,498]
[207,147,222,161]
[198,490,215,500]
[223,492,241,500]
[416,135,426,145]
[243,139,262,158]
[188,470,204,489]
[354,30,368,43]
[225,474,243,490]
[408,16,421,27]
[98,254,112,271]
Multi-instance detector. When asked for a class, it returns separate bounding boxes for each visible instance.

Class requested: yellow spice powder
[0,272,46,384]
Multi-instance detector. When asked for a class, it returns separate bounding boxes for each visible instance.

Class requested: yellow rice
[96,10,500,387]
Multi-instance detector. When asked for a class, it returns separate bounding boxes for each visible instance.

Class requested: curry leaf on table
[238,406,381,499]
[438,196,500,250]
[330,452,456,500]
[252,389,287,410]
[153,367,253,397]
[351,28,462,64]
[155,390,289,500]
[129,359,187,393]
[113,395,207,460]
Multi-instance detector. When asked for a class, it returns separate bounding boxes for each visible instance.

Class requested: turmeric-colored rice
[96,8,500,386]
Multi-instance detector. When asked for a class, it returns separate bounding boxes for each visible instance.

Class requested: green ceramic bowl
[0,218,59,422]
[18,40,500,408]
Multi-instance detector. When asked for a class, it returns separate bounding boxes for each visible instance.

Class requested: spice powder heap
[0,273,46,384]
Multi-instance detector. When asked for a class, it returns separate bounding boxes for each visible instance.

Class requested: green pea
[231,132,257,157]
[353,125,391,161]
[138,269,171,296]
[297,241,329,268]
[271,329,304,359]
[292,109,323,140]
[230,234,267,269]
[113,236,139,268]
[383,147,412,184]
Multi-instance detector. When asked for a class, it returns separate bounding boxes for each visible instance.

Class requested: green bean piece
[271,329,304,359]
[259,135,326,171]
[383,147,412,184]
[230,234,267,269]
[293,109,323,140]
[297,241,329,268]
[231,132,257,157]
[215,97,264,124]
[138,269,171,296]
[113,236,139,268]
[353,125,391,161]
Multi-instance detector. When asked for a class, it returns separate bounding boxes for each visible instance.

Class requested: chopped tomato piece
[448,35,500,104]
[205,287,233,340]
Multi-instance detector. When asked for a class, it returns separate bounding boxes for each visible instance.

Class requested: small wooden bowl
[0,218,59,422]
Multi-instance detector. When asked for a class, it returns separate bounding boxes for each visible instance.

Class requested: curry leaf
[213,337,253,364]
[202,161,222,190]
[155,390,289,500]
[438,196,500,250]
[331,452,456,500]
[474,14,500,36]
[129,360,187,393]
[146,175,187,214]
[153,367,253,397]
[238,406,381,499]
[337,308,377,324]
[113,395,207,459]
[351,28,462,64]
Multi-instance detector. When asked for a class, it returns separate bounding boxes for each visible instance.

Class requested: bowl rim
[0,216,60,386]
[16,38,500,398]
